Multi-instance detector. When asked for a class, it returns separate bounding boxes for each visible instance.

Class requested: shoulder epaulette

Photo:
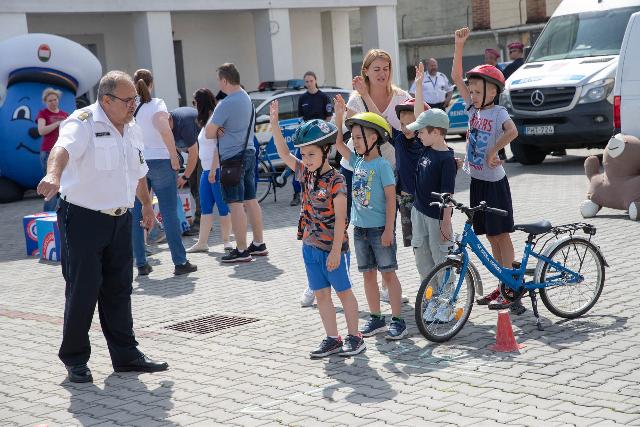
[77,110,92,122]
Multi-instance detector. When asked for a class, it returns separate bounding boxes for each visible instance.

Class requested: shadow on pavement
[322,355,398,404]
[133,275,196,298]
[62,374,176,425]
[524,314,629,350]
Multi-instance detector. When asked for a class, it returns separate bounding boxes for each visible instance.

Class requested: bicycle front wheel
[256,160,273,203]
[415,259,476,343]
[539,237,605,319]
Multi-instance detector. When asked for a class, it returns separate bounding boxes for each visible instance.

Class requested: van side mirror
[256,114,270,125]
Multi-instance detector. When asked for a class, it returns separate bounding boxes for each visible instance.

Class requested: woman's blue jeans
[131,159,187,267]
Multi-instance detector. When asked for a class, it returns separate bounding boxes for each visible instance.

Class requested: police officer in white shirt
[408,58,453,110]
[37,70,168,383]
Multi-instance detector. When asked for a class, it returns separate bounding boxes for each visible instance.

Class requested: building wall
[171,12,259,98]
[490,0,527,29]
[27,13,136,73]
[289,9,326,84]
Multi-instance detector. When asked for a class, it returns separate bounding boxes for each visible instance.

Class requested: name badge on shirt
[95,132,111,137]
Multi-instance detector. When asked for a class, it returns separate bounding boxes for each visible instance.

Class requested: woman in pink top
[36,87,69,211]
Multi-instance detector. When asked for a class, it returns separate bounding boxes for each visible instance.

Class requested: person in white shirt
[408,58,453,110]
[37,70,168,383]
[130,69,196,276]
[186,88,233,253]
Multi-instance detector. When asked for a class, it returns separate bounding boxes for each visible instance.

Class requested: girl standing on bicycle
[269,100,365,358]
[452,27,523,314]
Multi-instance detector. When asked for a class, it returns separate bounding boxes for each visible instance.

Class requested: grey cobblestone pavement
[1,144,639,426]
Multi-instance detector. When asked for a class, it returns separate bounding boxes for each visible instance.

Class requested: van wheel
[511,141,547,165]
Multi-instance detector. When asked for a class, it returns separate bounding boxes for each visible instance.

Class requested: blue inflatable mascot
[0,33,101,203]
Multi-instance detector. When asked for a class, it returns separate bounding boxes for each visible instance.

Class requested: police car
[250,87,351,165]
[445,85,468,136]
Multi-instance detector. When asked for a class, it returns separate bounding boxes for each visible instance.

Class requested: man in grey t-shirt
[206,63,266,263]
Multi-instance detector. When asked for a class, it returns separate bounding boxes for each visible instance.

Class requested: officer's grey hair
[97,71,134,102]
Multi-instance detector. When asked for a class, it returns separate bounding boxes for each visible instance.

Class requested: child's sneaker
[339,334,366,357]
[380,288,410,304]
[488,295,512,310]
[309,336,343,359]
[386,318,408,340]
[300,287,315,307]
[360,315,387,337]
[476,288,500,305]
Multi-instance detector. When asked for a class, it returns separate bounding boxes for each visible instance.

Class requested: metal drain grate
[165,315,259,334]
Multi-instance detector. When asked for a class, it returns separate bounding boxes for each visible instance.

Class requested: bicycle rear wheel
[539,237,605,319]
[256,160,273,203]
[415,259,476,343]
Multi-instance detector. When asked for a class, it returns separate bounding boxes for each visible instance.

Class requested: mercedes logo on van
[530,90,545,107]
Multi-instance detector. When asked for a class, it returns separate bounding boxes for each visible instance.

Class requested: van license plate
[525,125,554,136]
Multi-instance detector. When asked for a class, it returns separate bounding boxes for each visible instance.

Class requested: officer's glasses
[107,94,140,106]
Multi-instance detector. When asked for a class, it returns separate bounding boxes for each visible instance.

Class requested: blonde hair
[361,49,400,96]
[42,88,62,103]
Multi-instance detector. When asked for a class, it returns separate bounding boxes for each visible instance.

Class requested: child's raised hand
[334,94,346,117]
[414,61,425,86]
[269,100,279,125]
[455,27,470,45]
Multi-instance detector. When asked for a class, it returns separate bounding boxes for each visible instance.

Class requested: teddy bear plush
[580,133,640,220]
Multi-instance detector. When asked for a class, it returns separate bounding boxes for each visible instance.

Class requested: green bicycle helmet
[293,119,338,148]
[344,112,392,144]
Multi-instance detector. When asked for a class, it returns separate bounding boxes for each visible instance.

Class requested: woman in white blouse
[131,69,196,276]
[339,49,411,305]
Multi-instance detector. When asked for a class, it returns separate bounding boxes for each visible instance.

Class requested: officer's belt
[61,195,129,216]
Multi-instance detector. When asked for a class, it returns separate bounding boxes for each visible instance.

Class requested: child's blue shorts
[302,244,352,293]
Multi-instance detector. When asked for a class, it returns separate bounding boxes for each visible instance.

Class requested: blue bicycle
[415,192,607,343]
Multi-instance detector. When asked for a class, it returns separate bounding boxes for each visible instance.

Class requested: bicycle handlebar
[430,192,508,217]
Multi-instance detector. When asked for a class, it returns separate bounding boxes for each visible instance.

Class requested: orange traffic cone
[489,310,524,352]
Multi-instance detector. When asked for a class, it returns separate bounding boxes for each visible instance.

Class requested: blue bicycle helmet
[293,119,338,148]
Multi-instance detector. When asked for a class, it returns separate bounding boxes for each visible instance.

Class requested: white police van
[614,11,640,136]
[501,0,640,164]
[250,87,351,165]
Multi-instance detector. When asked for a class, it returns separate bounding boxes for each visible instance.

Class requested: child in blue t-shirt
[452,27,524,314]
[334,95,408,340]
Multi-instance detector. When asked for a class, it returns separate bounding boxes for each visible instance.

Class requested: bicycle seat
[514,220,553,235]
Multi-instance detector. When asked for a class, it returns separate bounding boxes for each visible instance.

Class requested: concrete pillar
[0,13,28,42]
[133,12,179,109]
[321,10,352,89]
[360,6,401,84]
[253,9,294,82]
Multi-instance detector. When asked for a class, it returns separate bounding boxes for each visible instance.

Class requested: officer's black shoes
[137,263,153,276]
[113,355,169,373]
[66,364,93,383]
[174,261,197,276]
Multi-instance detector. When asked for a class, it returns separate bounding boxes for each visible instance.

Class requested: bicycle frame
[447,222,583,302]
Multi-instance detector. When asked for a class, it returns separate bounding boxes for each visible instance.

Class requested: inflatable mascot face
[0,33,101,203]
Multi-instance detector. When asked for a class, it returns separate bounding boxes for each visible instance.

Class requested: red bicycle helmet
[395,98,430,119]
[466,64,505,92]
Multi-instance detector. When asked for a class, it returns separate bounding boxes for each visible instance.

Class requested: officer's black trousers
[58,200,142,367]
